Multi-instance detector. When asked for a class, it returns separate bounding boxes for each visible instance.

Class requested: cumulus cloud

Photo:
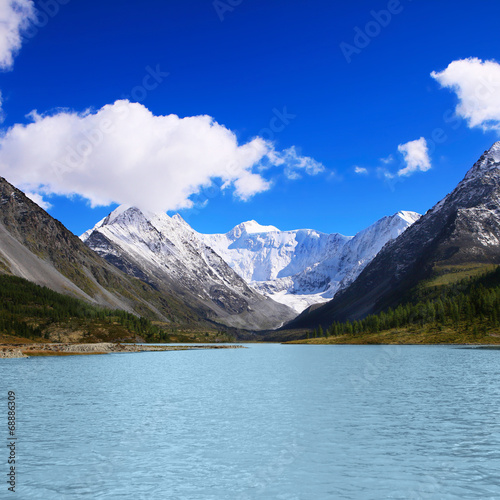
[0,100,325,212]
[354,166,368,175]
[0,0,34,70]
[397,137,431,176]
[431,58,500,132]
[233,172,271,200]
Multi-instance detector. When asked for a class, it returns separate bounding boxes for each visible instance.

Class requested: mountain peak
[463,141,500,182]
[486,141,500,163]
[286,143,500,329]
[229,220,279,237]
[100,206,155,231]
[395,211,421,225]
[80,206,151,241]
[489,140,500,153]
[480,140,500,164]
[170,213,192,230]
[172,213,185,223]
[105,204,135,224]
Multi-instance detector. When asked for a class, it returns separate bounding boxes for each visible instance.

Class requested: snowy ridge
[81,207,247,291]
[82,206,420,317]
[200,211,420,312]
[460,141,500,184]
[81,206,296,330]
[201,226,350,283]
[286,141,500,329]
[428,141,500,220]
[230,220,280,236]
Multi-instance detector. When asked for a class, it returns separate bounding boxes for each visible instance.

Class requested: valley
[1,142,500,345]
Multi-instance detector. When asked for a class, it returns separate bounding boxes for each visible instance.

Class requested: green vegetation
[0,275,164,342]
[301,265,500,344]
[421,263,498,288]
[0,275,236,344]
[148,326,236,344]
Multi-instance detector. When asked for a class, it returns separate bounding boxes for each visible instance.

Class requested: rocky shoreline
[0,342,245,358]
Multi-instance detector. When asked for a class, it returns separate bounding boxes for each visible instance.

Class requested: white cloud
[25,191,51,210]
[0,100,324,212]
[380,154,393,164]
[268,145,325,180]
[397,137,431,176]
[354,166,368,175]
[431,58,500,132]
[0,0,34,70]
[233,172,271,201]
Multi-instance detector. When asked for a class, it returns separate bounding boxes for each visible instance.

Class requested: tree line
[311,266,500,338]
[0,275,163,340]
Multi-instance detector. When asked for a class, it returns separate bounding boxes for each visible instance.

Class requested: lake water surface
[2,344,500,499]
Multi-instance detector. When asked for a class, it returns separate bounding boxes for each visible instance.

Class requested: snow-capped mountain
[287,141,500,329]
[81,206,296,330]
[0,176,206,325]
[81,203,420,324]
[201,221,349,282]
[200,211,420,312]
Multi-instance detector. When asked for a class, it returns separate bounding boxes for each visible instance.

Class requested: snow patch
[200,211,420,313]
[83,207,421,315]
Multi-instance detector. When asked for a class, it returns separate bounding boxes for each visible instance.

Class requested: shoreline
[0,342,246,359]
[282,342,500,347]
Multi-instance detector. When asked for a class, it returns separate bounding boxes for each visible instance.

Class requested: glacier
[82,206,420,317]
[199,211,421,312]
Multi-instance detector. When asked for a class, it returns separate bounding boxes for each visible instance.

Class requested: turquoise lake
[2,344,500,499]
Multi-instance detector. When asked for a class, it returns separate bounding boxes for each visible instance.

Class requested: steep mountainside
[286,141,500,329]
[0,274,165,343]
[201,212,420,312]
[82,207,295,330]
[0,177,209,325]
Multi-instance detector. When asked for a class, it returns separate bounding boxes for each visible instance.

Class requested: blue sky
[1,0,500,236]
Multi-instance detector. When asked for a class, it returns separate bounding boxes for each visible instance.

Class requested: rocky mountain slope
[0,177,210,325]
[82,207,295,330]
[286,141,500,329]
[200,212,420,312]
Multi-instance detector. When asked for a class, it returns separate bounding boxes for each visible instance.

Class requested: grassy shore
[285,324,500,345]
